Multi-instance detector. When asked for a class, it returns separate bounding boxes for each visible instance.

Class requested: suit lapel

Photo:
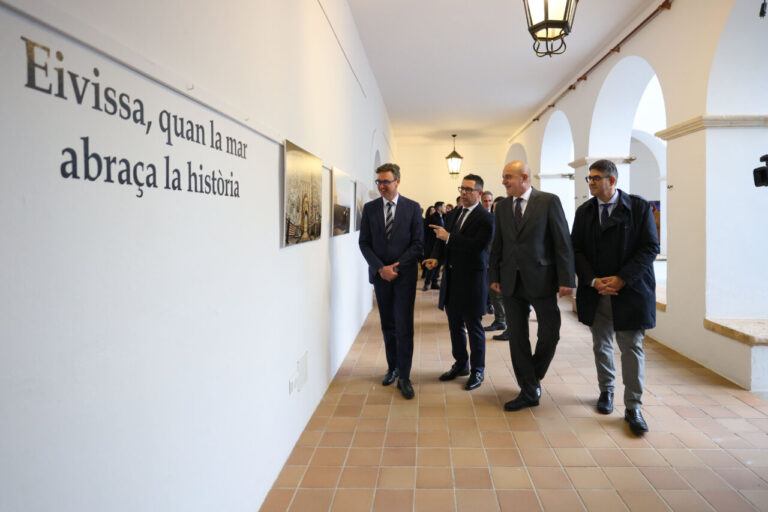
[517,189,537,233]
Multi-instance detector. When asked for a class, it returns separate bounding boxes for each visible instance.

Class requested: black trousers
[445,304,485,372]
[373,273,417,380]
[502,272,561,399]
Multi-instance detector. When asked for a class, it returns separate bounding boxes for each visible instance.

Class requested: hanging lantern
[446,134,463,176]
[522,0,579,57]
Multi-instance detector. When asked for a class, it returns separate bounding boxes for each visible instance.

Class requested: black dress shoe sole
[625,418,649,435]
[597,406,613,414]
[439,369,469,381]
[492,334,510,341]
[503,399,539,412]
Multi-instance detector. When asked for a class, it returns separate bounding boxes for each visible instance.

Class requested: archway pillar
[568,156,634,207]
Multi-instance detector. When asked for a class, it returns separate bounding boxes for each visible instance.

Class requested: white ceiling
[347,0,655,143]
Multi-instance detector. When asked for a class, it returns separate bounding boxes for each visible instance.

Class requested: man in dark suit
[359,163,424,400]
[571,159,659,435]
[423,174,494,390]
[489,161,575,411]
[423,202,445,290]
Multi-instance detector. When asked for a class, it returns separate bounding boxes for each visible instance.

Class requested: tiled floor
[261,289,768,511]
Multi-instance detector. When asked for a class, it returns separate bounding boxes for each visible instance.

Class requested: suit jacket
[489,188,575,298]
[359,195,424,284]
[431,205,494,316]
[571,189,659,330]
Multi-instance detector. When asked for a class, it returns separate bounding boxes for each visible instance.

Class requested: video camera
[755,154,768,187]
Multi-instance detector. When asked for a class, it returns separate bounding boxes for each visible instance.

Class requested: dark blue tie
[600,203,610,226]
[385,201,394,239]
[456,207,468,231]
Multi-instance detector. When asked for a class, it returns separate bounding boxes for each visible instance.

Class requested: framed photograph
[354,180,367,232]
[331,168,353,236]
[283,141,323,247]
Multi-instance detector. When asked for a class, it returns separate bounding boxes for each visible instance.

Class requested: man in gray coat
[489,161,575,411]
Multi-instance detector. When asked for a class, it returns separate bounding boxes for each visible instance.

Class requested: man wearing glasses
[571,160,659,435]
[423,174,494,390]
[489,161,574,411]
[359,163,424,399]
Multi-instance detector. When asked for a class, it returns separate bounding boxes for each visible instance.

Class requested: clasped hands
[379,263,399,282]
[593,276,626,295]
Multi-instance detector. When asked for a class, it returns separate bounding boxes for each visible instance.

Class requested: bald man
[489,161,575,411]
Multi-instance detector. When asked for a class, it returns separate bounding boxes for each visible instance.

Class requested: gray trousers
[590,295,645,410]
[489,286,506,325]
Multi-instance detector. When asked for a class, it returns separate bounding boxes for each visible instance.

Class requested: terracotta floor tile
[373,489,414,512]
[454,467,493,489]
[514,431,549,448]
[310,447,348,466]
[491,467,533,489]
[388,416,418,431]
[617,489,669,512]
[352,431,386,447]
[639,468,690,490]
[657,449,706,468]
[483,431,517,448]
[693,449,744,468]
[331,489,374,512]
[300,466,342,488]
[378,467,415,488]
[497,489,542,512]
[414,489,456,512]
[714,468,768,490]
[455,490,501,512]
[338,467,379,488]
[357,418,388,431]
[450,429,483,447]
[529,467,572,489]
[538,489,586,511]
[578,490,628,512]
[547,431,584,448]
[452,447,488,467]
[286,446,314,465]
[566,468,612,489]
[274,465,307,488]
[521,448,561,467]
[417,430,450,447]
[677,468,730,491]
[417,447,451,466]
[700,490,757,512]
[589,448,632,467]
[658,490,715,512]
[741,490,768,511]
[296,430,323,447]
[288,489,334,512]
[381,447,416,466]
[556,447,597,467]
[486,449,523,467]
[319,431,354,447]
[385,431,417,447]
[416,467,453,489]
[259,488,295,512]
[602,467,651,490]
[623,448,670,467]
[346,448,382,466]
[325,417,359,432]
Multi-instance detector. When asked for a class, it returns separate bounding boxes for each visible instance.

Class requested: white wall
[395,139,510,209]
[0,1,390,510]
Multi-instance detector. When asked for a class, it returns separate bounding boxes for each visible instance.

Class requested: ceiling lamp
[445,134,463,176]
[523,0,579,57]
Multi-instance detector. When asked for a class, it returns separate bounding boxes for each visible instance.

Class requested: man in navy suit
[424,174,494,390]
[571,159,659,435]
[359,163,424,399]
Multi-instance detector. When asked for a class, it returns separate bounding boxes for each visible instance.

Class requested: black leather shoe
[465,371,484,390]
[422,284,428,291]
[439,362,469,381]
[483,322,506,332]
[504,391,540,412]
[397,378,415,400]
[597,391,614,414]
[382,368,399,386]
[430,283,440,290]
[487,304,494,315]
[492,331,510,341]
[625,409,649,436]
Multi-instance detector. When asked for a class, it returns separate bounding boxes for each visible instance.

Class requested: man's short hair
[589,159,618,179]
[463,173,484,190]
[434,201,444,208]
[482,190,493,198]
[376,163,400,180]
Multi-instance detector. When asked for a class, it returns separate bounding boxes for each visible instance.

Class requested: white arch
[504,142,528,165]
[539,110,575,228]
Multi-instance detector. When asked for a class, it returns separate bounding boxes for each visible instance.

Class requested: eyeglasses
[375,179,395,186]
[458,187,480,193]
[585,175,608,183]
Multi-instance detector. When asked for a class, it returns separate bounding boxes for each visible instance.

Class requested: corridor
[260,290,768,512]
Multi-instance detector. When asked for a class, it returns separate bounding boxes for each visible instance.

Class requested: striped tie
[385,201,394,240]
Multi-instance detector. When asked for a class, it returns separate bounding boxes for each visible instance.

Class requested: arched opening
[589,57,667,301]
[505,142,528,166]
[539,110,575,229]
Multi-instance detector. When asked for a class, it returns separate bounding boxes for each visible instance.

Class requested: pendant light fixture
[446,134,463,176]
[522,0,579,57]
